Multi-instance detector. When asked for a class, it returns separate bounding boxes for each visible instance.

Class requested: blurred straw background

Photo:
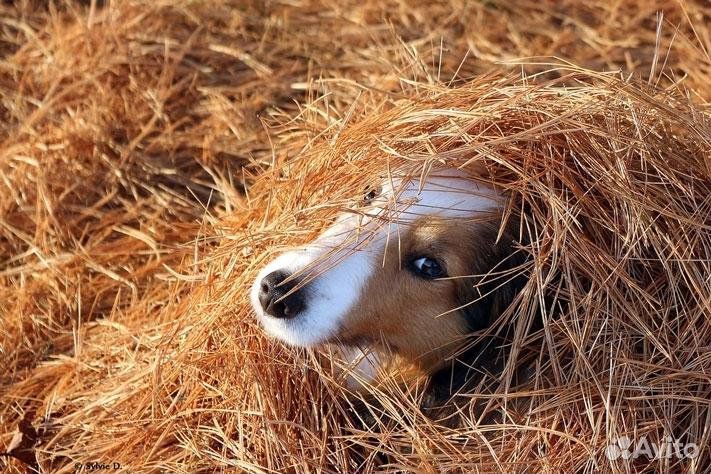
[1,1,710,472]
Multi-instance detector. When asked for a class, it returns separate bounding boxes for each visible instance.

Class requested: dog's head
[250,169,521,371]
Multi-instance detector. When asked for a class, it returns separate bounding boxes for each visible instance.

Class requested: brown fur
[336,213,519,374]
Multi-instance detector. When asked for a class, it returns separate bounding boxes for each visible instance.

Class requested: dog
[250,168,527,419]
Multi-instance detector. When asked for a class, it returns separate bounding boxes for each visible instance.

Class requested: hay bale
[1,1,710,473]
[4,67,710,472]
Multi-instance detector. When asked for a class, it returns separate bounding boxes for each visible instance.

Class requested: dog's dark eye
[362,185,381,205]
[409,256,446,279]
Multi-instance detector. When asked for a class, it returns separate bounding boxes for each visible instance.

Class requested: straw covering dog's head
[251,169,520,371]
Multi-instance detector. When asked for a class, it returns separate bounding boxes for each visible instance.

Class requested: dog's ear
[455,222,526,332]
[424,222,525,405]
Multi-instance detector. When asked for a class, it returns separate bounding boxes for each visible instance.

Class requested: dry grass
[1,1,710,473]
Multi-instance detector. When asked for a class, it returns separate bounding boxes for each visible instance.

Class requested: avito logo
[606,436,698,461]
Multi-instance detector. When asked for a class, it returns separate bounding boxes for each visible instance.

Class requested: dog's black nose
[258,270,305,319]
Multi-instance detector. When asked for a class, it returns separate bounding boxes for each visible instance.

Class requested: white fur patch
[334,346,381,389]
[250,169,502,349]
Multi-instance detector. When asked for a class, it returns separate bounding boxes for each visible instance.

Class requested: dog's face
[250,170,515,370]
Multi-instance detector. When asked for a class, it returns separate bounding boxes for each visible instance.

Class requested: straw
[1,1,709,473]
